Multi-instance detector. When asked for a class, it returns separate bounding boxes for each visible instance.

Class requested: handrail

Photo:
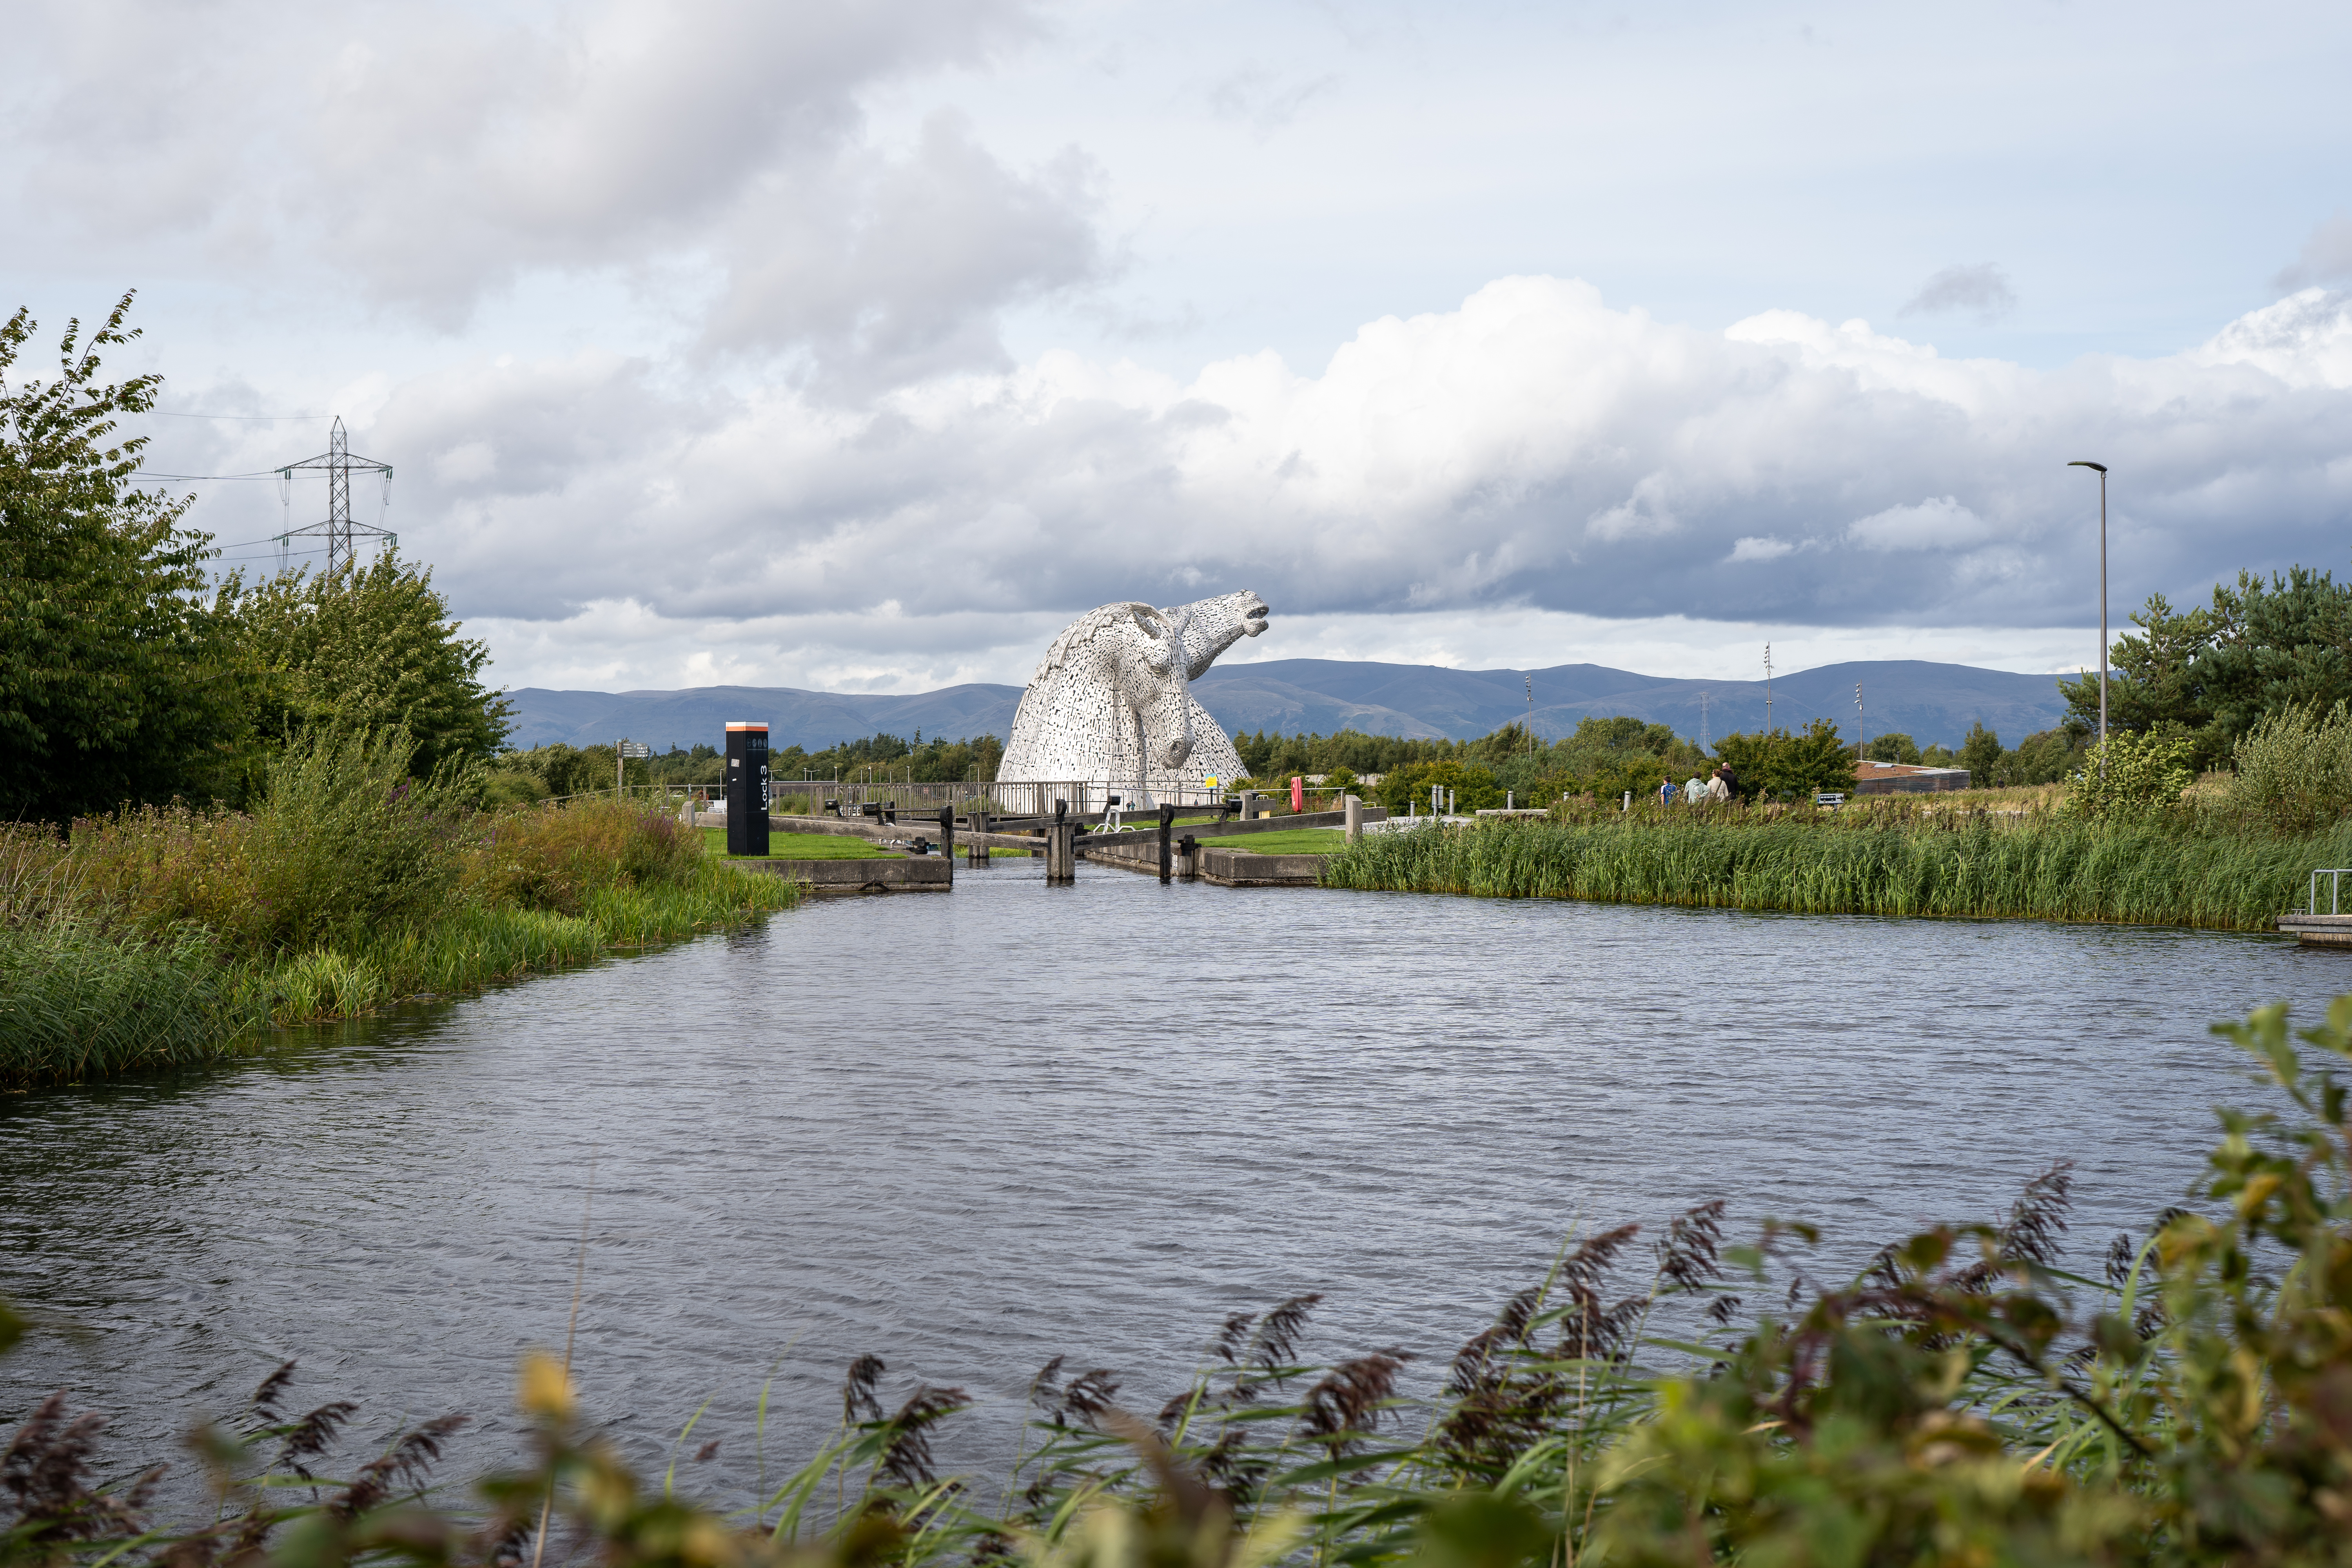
[2313,868,2352,916]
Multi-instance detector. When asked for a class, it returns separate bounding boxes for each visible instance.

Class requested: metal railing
[2312,869,2352,915]
[764,780,1234,818]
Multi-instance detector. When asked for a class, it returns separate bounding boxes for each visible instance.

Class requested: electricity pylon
[276,417,394,575]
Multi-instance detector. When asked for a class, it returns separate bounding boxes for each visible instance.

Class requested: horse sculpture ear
[1124,603,1176,672]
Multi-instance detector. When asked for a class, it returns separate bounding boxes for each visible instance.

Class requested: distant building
[1853,760,1971,795]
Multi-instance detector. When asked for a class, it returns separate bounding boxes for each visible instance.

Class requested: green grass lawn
[704,827,899,860]
[1210,828,1349,854]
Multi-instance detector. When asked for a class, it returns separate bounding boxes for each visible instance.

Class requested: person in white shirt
[1684,773,1706,802]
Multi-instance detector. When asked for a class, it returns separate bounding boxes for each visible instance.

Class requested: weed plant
[0,736,795,1087]
[7,998,2352,1567]
[1323,802,2352,929]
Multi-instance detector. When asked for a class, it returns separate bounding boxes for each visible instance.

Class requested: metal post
[2100,467,2110,755]
[1158,804,1174,883]
[2070,461,2111,777]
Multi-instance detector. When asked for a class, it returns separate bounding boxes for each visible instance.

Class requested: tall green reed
[1323,811,2352,928]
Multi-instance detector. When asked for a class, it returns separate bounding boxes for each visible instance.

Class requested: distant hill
[501,658,2073,754]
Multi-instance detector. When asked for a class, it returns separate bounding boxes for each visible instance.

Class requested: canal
[3,858,2342,1505]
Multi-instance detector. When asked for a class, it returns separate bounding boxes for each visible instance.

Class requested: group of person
[1658,762,1737,806]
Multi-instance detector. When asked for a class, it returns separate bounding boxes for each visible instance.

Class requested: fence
[766,780,1234,818]
[535,779,1238,818]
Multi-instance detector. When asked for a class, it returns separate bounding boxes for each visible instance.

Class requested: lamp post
[2067,461,2110,766]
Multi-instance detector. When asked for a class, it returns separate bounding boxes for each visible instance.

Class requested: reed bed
[1325,809,2352,929]
[7,996,2350,1568]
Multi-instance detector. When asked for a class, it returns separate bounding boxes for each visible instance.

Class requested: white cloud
[2189,288,2352,391]
[151,273,2352,697]
[1846,497,1995,552]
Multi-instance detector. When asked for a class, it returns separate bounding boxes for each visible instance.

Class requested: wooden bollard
[1158,803,1175,883]
[937,806,955,875]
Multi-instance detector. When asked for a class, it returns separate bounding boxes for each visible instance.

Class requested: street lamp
[2067,461,2109,760]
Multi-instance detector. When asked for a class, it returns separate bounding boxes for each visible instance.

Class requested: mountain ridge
[503,657,2076,755]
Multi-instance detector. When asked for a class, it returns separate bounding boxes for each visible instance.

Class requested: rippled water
[4,858,2345,1504]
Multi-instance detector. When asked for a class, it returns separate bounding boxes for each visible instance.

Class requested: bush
[2068,728,2195,822]
[71,728,462,956]
[461,799,703,916]
[2223,701,2352,832]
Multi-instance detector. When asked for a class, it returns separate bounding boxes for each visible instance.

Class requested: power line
[132,470,285,481]
[147,411,330,421]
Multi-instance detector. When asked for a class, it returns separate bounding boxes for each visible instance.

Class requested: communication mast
[275,417,394,575]
[1764,644,1773,729]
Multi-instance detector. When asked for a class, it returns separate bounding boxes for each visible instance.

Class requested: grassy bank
[702,826,900,860]
[6,997,2351,1568]
[2,733,797,1088]
[1321,804,2352,928]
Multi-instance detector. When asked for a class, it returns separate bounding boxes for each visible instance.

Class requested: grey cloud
[702,114,1107,389]
[253,279,2352,654]
[3,0,1082,377]
[1900,263,2017,321]
[2275,215,2352,292]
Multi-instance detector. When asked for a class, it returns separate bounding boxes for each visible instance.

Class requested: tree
[1374,759,1504,815]
[221,551,512,781]
[1711,719,1857,802]
[1863,732,1921,765]
[0,294,249,822]
[1958,722,2002,788]
[2060,569,2352,771]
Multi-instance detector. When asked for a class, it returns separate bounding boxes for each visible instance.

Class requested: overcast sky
[7,0,2349,693]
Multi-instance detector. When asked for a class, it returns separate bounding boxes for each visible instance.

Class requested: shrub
[2067,728,2194,822]
[2223,700,2352,832]
[461,798,704,916]
[71,727,462,956]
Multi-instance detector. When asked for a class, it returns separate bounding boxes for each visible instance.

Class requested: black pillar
[724,722,770,857]
[1158,803,1174,883]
